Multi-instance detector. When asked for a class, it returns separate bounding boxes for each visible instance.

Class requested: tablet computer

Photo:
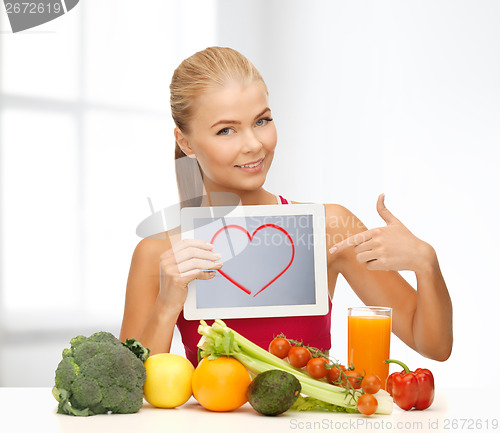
[180,203,329,320]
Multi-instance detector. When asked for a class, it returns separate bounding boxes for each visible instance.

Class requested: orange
[191,356,251,412]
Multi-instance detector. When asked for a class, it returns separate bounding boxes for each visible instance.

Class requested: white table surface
[1,387,497,433]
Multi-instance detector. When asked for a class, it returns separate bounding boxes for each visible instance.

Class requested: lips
[235,157,264,167]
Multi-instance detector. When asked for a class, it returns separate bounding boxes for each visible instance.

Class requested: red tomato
[357,393,378,416]
[326,366,341,384]
[344,370,363,389]
[287,346,312,368]
[361,374,381,395]
[306,358,329,379]
[268,338,292,359]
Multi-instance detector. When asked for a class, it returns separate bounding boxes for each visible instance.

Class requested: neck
[200,184,277,206]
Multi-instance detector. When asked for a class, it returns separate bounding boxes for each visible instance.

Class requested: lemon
[143,353,194,408]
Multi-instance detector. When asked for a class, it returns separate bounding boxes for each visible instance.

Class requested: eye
[217,127,234,136]
[256,117,273,127]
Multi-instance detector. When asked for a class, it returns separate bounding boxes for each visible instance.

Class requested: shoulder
[289,200,358,220]
[291,200,366,238]
[132,226,179,264]
[323,204,367,240]
[323,203,364,227]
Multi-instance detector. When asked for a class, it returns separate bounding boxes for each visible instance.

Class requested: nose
[241,128,263,153]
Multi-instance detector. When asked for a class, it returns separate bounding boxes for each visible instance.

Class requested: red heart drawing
[210,224,295,297]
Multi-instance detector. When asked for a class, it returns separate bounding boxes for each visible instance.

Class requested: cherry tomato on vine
[357,393,378,416]
[306,357,329,379]
[268,338,292,359]
[326,366,341,384]
[326,365,347,385]
[287,346,312,368]
[361,374,381,395]
[344,370,363,389]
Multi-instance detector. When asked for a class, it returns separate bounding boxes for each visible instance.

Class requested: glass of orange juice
[348,306,392,389]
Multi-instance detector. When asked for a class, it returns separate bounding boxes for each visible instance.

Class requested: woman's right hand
[158,239,223,310]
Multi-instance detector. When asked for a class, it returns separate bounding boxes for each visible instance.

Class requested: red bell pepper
[385,359,435,410]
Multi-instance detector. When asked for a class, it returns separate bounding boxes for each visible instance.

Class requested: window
[0,0,216,385]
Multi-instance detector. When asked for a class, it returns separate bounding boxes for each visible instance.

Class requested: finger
[365,259,387,271]
[355,250,379,264]
[172,238,214,255]
[329,230,374,254]
[376,193,400,225]
[178,258,223,274]
[173,243,220,264]
[353,239,376,254]
[176,268,217,284]
[181,267,219,279]
[198,270,218,279]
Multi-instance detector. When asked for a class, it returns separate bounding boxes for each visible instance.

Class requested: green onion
[197,319,393,415]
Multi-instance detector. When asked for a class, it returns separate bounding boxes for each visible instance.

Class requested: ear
[174,127,196,159]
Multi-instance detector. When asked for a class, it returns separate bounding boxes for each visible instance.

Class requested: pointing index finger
[329,229,374,254]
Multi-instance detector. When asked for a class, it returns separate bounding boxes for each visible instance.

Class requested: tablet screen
[181,204,328,320]
[193,213,316,308]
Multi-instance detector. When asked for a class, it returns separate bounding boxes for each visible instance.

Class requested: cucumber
[247,370,301,416]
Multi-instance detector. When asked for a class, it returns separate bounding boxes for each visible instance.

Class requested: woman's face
[178,80,277,194]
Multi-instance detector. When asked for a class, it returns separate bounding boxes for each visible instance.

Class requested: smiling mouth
[235,157,264,168]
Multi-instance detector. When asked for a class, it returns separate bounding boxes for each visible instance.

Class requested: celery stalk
[197,319,393,415]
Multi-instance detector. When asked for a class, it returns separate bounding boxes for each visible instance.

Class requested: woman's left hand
[329,194,435,273]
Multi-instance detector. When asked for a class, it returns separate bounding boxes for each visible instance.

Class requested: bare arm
[411,252,453,360]
[325,199,453,361]
[119,236,223,355]
[119,238,178,354]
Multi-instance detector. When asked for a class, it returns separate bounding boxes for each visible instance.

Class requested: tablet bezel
[180,203,329,320]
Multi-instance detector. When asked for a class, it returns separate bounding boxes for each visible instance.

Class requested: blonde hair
[171,46,266,208]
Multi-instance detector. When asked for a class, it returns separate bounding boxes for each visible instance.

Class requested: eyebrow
[210,107,271,129]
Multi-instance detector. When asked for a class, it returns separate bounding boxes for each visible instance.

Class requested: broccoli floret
[101,385,127,411]
[71,376,102,408]
[89,331,121,344]
[54,357,80,390]
[72,341,99,365]
[69,335,88,349]
[53,331,149,416]
[81,352,115,388]
[62,348,73,358]
[115,388,145,414]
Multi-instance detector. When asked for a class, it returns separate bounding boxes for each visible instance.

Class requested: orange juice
[348,314,391,389]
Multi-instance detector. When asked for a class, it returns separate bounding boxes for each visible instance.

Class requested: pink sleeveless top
[176,195,332,366]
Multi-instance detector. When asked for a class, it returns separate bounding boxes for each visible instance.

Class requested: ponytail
[174,142,204,208]
[170,46,266,209]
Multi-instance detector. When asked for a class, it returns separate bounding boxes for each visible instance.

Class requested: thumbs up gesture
[329,194,433,273]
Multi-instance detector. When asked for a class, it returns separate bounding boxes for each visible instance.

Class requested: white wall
[216,0,500,389]
[1,0,499,389]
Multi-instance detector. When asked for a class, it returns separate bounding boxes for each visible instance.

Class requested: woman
[119,47,453,366]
